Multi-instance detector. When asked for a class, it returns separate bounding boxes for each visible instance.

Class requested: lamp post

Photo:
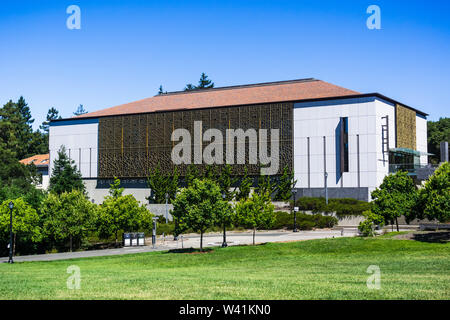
[8,201,14,264]
[152,217,157,249]
[325,172,329,205]
[292,188,298,233]
[165,193,169,224]
[173,193,178,241]
[221,192,228,247]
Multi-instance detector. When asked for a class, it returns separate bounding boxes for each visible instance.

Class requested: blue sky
[0,0,449,129]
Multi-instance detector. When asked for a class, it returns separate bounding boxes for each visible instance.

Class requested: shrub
[270,211,338,230]
[295,197,370,217]
[358,210,384,237]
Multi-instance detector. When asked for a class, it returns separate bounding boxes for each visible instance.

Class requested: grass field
[0,236,449,299]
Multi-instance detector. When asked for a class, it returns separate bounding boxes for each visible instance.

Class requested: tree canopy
[413,162,450,223]
[428,117,450,163]
[371,171,417,230]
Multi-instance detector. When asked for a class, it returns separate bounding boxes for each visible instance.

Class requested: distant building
[20,154,50,190]
[49,78,429,203]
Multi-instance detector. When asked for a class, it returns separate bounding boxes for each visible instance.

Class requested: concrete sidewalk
[0,228,358,263]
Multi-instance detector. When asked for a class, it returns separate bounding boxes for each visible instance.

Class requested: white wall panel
[49,120,99,178]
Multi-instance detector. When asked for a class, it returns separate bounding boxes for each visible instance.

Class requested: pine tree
[157,85,167,95]
[40,107,61,134]
[197,73,214,89]
[184,84,196,91]
[73,104,88,116]
[49,146,85,195]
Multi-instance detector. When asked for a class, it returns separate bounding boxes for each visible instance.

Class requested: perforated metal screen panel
[97,103,293,178]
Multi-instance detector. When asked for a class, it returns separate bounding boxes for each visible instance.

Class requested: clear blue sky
[1,0,449,129]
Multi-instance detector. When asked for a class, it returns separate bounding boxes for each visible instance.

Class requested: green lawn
[0,236,449,299]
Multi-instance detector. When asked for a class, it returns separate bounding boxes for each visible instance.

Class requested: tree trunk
[70,235,73,252]
[115,230,118,245]
[253,228,256,245]
[395,217,399,232]
[200,231,203,251]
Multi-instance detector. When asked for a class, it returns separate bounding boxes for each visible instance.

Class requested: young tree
[255,173,276,197]
[371,171,417,231]
[274,166,296,201]
[218,164,238,201]
[236,168,252,201]
[49,146,85,195]
[358,210,385,237]
[413,162,450,223]
[97,177,151,244]
[73,104,88,116]
[235,192,275,245]
[0,198,42,256]
[42,190,95,252]
[146,165,179,204]
[171,179,227,251]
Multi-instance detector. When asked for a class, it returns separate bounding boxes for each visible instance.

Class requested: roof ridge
[154,78,318,97]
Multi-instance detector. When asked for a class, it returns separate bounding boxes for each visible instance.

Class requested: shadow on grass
[164,248,214,254]
[413,231,450,243]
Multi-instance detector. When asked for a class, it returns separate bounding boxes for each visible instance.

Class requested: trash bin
[123,233,131,247]
[137,232,145,246]
[131,233,138,246]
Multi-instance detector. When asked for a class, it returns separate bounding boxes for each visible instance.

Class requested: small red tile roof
[19,154,49,167]
[75,78,359,118]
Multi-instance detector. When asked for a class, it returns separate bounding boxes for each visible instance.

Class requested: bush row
[294,197,370,217]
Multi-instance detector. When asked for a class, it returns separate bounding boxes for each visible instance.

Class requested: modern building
[49,78,428,203]
[19,154,50,190]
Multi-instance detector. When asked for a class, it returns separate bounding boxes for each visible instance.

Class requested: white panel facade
[416,115,428,165]
[293,97,398,199]
[49,120,99,178]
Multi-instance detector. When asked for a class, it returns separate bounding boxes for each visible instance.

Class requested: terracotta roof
[74,78,359,118]
[19,154,49,167]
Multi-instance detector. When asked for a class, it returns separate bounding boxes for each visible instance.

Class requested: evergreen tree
[184,84,196,91]
[197,73,214,89]
[184,73,215,91]
[40,107,62,152]
[73,104,88,116]
[40,107,61,134]
[157,85,167,95]
[49,146,85,195]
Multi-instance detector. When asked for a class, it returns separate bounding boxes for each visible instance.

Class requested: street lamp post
[173,193,178,241]
[221,192,228,248]
[325,172,329,205]
[8,201,14,264]
[292,189,298,233]
[165,193,169,224]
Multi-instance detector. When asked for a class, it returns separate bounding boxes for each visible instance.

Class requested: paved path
[0,228,359,263]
